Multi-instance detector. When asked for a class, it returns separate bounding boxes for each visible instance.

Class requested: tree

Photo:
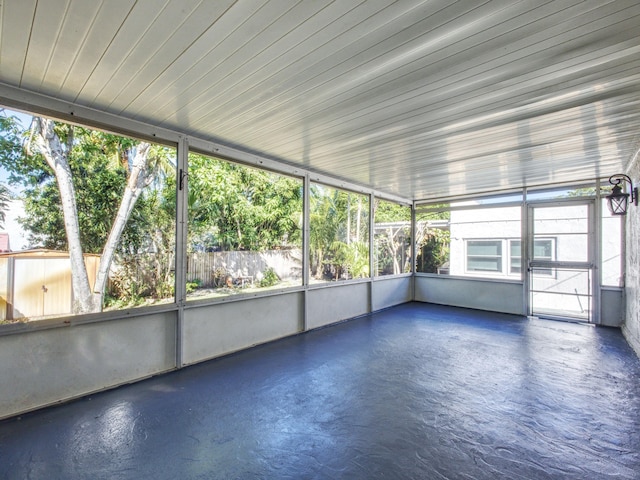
[415,207,450,273]
[0,114,171,313]
[373,199,411,275]
[187,153,302,252]
[309,185,369,280]
[0,111,23,229]
[0,183,9,228]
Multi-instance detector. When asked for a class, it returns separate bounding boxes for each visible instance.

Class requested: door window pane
[532,205,588,263]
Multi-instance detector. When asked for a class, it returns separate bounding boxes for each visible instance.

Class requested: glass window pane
[533,240,553,259]
[467,240,502,272]
[510,240,521,256]
[601,198,623,287]
[186,153,303,299]
[467,257,502,272]
[373,199,411,276]
[309,183,369,282]
[467,241,501,256]
[527,184,597,201]
[415,209,450,274]
[0,110,176,323]
[416,202,521,279]
[509,240,522,274]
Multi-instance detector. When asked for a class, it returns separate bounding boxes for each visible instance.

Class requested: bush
[259,267,279,288]
[186,279,202,294]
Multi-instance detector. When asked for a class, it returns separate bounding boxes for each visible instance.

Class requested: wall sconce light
[606,174,638,215]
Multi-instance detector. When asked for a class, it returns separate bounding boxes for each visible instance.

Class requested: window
[466,240,502,272]
[373,199,411,276]
[0,110,176,322]
[186,153,303,299]
[601,198,623,287]
[415,205,450,274]
[309,183,369,282]
[510,239,555,276]
[415,198,521,279]
[510,240,523,274]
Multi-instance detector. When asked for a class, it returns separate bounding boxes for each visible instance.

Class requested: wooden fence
[186,249,302,287]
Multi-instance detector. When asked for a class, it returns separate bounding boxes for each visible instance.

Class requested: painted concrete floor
[1,302,640,479]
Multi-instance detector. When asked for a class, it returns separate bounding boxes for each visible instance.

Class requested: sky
[1,108,32,250]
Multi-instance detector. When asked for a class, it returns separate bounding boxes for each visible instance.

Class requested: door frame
[524,198,598,323]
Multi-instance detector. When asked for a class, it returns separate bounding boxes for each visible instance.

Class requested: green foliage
[414,209,450,273]
[0,117,176,256]
[327,241,370,279]
[187,154,302,252]
[21,143,127,252]
[416,228,450,273]
[0,183,9,228]
[259,267,279,288]
[309,185,370,280]
[186,279,202,294]
[373,198,411,223]
[373,199,412,275]
[1,112,177,309]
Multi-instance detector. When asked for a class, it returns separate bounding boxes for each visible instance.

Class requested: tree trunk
[29,119,155,313]
[31,118,97,313]
[93,142,153,304]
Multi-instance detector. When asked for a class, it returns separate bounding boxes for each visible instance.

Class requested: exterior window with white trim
[466,240,502,273]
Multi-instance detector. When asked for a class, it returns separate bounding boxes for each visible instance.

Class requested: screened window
[466,240,502,272]
[415,199,521,279]
[415,206,450,274]
[309,183,369,282]
[0,109,176,322]
[186,153,303,299]
[373,199,411,276]
[601,198,623,287]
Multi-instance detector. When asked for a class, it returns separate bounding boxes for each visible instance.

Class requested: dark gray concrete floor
[1,302,640,479]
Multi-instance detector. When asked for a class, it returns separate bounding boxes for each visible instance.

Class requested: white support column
[302,174,310,331]
[412,200,417,300]
[369,193,375,313]
[174,136,189,367]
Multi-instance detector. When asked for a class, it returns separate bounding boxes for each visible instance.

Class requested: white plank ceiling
[1,0,639,200]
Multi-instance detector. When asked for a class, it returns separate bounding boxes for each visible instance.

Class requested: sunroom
[0,1,639,478]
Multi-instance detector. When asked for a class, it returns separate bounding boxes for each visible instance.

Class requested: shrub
[186,279,202,294]
[259,267,279,288]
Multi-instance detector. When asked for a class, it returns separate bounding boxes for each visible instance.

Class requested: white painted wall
[0,312,177,419]
[306,282,370,330]
[182,293,303,365]
[372,276,412,312]
[414,275,524,315]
